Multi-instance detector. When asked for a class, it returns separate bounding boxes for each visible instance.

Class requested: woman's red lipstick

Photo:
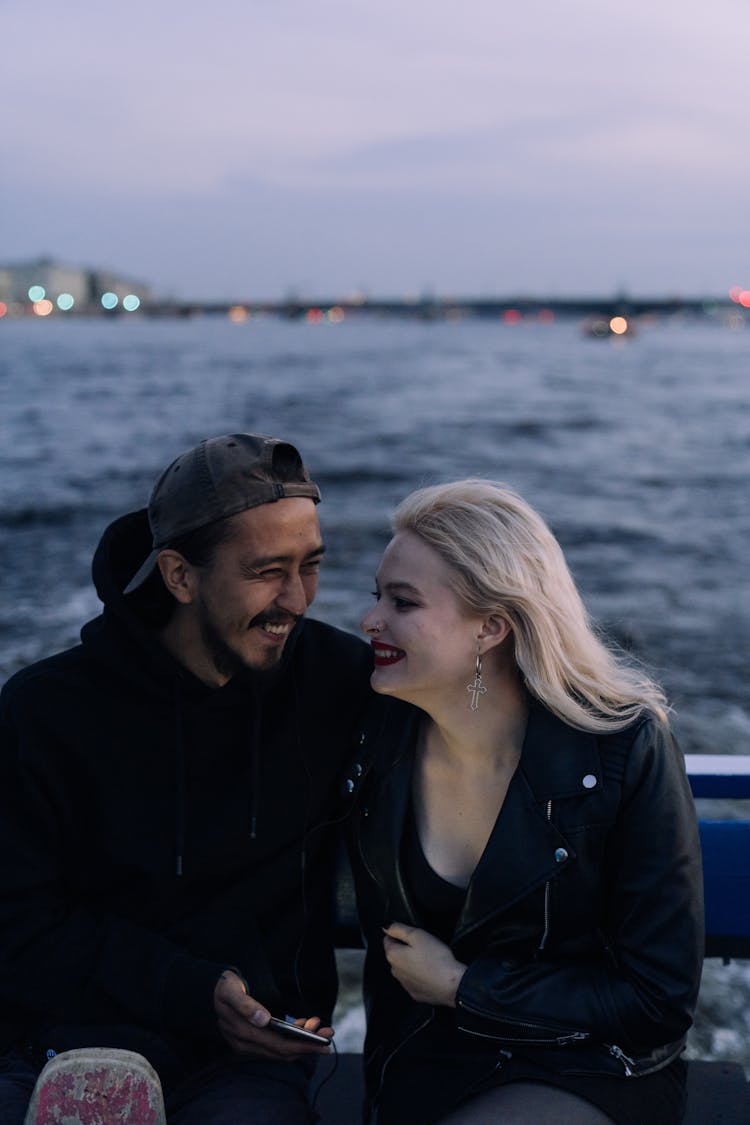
[371,641,405,666]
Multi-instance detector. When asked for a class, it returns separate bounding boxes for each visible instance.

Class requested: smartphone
[267,1016,332,1045]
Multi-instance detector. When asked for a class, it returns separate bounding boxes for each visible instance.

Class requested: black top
[401,798,465,944]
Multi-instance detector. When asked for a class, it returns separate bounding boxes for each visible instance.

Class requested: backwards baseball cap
[124,433,321,594]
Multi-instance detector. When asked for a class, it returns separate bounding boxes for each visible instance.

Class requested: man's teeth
[263,623,290,635]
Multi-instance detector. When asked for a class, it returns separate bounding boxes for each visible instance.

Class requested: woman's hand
[383,922,467,1007]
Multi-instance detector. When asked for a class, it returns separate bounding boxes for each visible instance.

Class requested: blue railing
[686,754,750,959]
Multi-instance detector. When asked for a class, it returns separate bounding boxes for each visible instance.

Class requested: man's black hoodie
[0,509,372,1069]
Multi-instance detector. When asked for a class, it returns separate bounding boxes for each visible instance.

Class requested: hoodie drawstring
[173,679,187,877]
[249,681,262,840]
[291,667,314,1011]
[172,676,264,874]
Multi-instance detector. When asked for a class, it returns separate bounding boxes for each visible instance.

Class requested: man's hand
[383,923,467,1007]
[213,970,334,1058]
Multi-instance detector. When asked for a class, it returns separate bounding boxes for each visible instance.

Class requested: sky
[2,0,749,301]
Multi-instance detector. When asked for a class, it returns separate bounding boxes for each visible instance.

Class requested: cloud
[2,0,748,296]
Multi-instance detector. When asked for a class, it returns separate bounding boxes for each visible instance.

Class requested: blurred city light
[101,292,119,310]
[228,305,248,322]
[305,307,324,323]
[327,306,345,323]
[610,316,629,335]
[57,293,75,311]
[503,309,522,324]
[739,291,750,308]
[0,302,7,318]
[28,285,46,301]
[728,286,743,302]
[123,294,141,312]
[33,299,54,317]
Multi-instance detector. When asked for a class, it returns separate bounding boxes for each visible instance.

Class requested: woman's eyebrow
[383,580,422,596]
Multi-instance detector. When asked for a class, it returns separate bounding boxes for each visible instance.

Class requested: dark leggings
[438,1081,615,1124]
[165,1057,314,1125]
[0,1050,39,1125]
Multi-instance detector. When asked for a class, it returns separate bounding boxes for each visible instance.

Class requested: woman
[348,480,703,1125]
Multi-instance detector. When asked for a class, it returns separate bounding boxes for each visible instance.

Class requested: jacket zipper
[607,1043,637,1076]
[538,799,552,951]
[371,1011,434,1114]
[461,1025,589,1046]
[458,1000,589,1046]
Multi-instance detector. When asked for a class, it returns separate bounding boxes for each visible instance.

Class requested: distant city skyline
[2,0,748,301]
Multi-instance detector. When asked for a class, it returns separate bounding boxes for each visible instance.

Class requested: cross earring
[466,648,487,712]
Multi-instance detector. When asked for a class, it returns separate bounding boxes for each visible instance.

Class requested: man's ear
[478,615,512,652]
[157,550,196,605]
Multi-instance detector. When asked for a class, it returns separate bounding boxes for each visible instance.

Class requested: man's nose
[277,572,310,615]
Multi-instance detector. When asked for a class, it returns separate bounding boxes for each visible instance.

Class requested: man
[0,434,372,1124]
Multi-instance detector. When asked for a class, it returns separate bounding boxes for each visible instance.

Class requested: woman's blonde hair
[392,480,669,732]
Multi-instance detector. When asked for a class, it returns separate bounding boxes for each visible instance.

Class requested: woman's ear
[477,615,512,652]
[156,550,196,605]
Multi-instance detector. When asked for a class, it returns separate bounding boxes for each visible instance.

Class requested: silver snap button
[554,847,568,863]
[353,763,363,777]
[345,779,354,794]
[582,774,597,789]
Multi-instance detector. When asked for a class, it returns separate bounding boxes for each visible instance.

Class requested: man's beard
[198,608,283,680]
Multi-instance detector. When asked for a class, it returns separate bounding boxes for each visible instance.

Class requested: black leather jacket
[345,698,704,1109]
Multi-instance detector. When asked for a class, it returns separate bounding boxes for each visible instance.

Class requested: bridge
[139,294,737,322]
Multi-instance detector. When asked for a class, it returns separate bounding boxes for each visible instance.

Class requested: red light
[537,308,555,323]
[739,291,750,308]
[305,308,324,323]
[728,286,743,302]
[0,301,7,318]
[502,309,522,324]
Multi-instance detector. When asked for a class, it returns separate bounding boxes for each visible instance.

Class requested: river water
[0,313,748,1062]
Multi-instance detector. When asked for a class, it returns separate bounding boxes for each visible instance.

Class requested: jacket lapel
[519,702,602,802]
[454,768,570,940]
[454,702,602,942]
[359,699,604,937]
[358,704,422,925]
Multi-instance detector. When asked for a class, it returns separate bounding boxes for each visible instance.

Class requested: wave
[0,505,84,529]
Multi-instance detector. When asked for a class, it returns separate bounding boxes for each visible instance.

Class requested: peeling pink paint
[33,1065,161,1123]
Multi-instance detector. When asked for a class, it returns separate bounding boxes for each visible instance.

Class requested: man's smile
[250,614,300,642]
